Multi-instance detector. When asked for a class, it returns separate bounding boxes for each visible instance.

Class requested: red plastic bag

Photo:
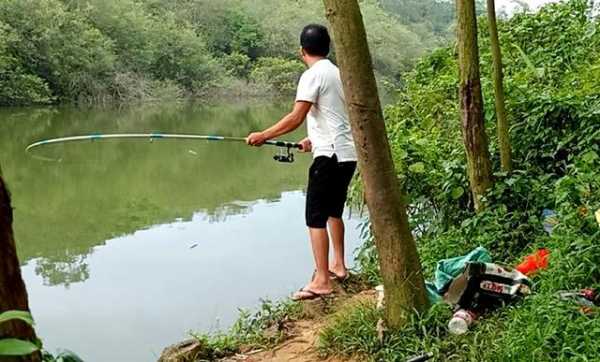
[516,248,550,275]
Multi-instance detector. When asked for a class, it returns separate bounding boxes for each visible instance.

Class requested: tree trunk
[487,0,512,172]
[322,0,429,328]
[0,174,41,362]
[456,0,493,211]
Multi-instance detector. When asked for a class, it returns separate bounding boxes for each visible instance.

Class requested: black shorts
[306,155,357,228]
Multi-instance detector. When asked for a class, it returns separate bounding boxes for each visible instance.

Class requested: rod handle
[265,140,302,149]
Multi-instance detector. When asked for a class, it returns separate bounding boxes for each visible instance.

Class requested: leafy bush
[0,0,223,103]
[250,57,305,95]
[0,0,116,102]
[146,15,221,95]
[223,52,253,79]
[343,1,600,360]
[81,0,221,97]
[0,22,52,106]
[207,10,265,60]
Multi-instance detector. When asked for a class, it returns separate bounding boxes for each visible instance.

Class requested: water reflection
[34,255,90,288]
[0,102,309,285]
[21,192,363,362]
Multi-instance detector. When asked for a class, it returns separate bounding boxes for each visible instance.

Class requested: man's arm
[246,101,312,146]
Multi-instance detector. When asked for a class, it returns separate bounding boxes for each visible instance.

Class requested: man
[247,24,357,301]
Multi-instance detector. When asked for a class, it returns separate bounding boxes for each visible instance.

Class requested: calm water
[0,103,364,362]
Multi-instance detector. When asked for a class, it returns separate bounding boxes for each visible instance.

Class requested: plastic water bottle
[542,209,558,234]
[448,309,476,335]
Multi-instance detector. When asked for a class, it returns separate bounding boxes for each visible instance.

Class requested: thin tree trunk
[456,0,493,211]
[487,0,512,172]
[0,174,41,362]
[322,0,429,328]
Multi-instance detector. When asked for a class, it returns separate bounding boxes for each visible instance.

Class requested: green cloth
[426,282,443,303]
[426,246,492,304]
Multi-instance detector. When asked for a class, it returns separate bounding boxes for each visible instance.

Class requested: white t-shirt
[295,59,357,162]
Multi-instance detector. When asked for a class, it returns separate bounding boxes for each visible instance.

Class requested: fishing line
[26,133,302,163]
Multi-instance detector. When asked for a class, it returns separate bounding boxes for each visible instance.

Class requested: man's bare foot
[292,277,333,301]
[307,273,333,294]
[329,263,348,280]
[292,288,332,301]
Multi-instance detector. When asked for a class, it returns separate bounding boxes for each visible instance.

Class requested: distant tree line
[0,0,454,106]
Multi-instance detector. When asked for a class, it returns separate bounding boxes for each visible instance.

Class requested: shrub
[0,22,52,105]
[0,0,116,102]
[249,57,305,95]
[81,0,221,97]
[223,52,253,79]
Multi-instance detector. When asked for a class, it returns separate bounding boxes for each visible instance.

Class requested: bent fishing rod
[26,133,302,163]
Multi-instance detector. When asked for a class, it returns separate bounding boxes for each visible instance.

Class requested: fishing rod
[26,133,302,163]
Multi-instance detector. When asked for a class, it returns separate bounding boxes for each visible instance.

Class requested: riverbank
[159,276,373,362]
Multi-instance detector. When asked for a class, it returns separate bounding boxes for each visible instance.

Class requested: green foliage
[319,300,382,357]
[146,15,220,94]
[0,311,39,357]
[319,301,453,361]
[0,22,52,106]
[379,0,456,34]
[0,0,116,102]
[0,0,221,103]
[342,1,600,360]
[0,339,39,356]
[250,57,305,94]
[42,350,85,362]
[0,310,34,326]
[0,0,455,104]
[0,311,83,360]
[208,10,265,60]
[223,52,253,79]
[231,298,304,347]
[78,0,160,74]
[192,299,303,359]
[78,0,221,97]
[240,0,452,78]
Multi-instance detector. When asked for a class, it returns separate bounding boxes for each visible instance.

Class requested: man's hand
[246,132,267,147]
[298,138,312,153]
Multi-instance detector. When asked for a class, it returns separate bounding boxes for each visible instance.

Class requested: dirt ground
[226,320,353,362]
[158,277,374,362]
[222,279,375,362]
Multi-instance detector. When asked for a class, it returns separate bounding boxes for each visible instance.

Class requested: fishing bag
[444,262,532,310]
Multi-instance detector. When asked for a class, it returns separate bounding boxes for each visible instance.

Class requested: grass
[190,299,304,359]
[317,209,600,361]
[318,289,600,361]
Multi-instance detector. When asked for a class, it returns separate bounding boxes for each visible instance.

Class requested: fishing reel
[273,145,295,163]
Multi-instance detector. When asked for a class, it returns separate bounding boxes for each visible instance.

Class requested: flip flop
[292,288,332,301]
[329,271,350,282]
[312,269,348,282]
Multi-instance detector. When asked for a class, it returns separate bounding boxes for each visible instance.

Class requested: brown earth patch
[222,277,375,362]
[159,276,375,362]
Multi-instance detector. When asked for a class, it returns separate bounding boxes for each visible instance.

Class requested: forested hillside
[380,0,457,33]
[0,0,453,106]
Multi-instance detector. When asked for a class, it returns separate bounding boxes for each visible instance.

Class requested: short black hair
[300,24,330,57]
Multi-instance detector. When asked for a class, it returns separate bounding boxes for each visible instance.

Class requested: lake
[0,102,364,362]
